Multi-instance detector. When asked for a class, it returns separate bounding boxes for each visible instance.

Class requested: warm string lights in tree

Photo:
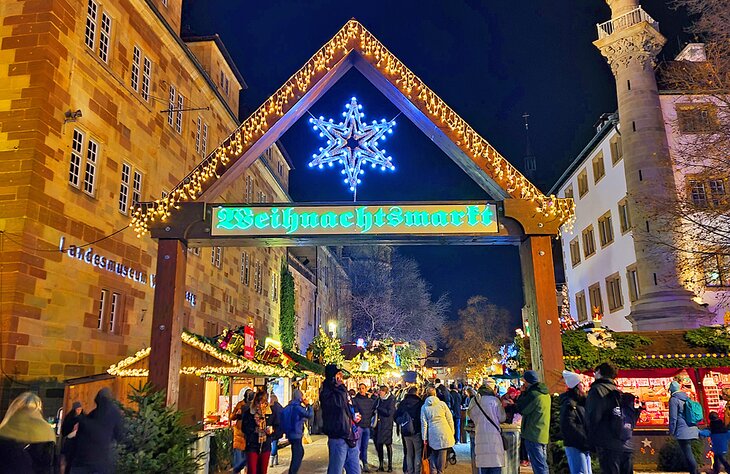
[130,20,574,236]
[558,284,578,332]
[308,97,396,199]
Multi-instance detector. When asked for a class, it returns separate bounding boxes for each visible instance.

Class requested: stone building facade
[0,0,305,410]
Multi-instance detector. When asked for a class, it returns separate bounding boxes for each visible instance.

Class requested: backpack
[683,398,704,426]
[610,390,639,441]
[396,411,415,437]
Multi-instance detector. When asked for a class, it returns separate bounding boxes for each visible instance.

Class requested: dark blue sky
[182,1,690,324]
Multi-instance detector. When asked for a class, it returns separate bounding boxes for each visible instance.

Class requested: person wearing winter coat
[421,386,455,474]
[0,392,56,474]
[700,411,730,474]
[467,383,507,474]
[559,371,591,474]
[515,370,550,474]
[449,384,463,444]
[269,393,284,467]
[585,362,634,474]
[231,388,254,474]
[241,390,280,474]
[668,381,700,474]
[60,401,84,474]
[353,383,377,472]
[280,389,313,474]
[375,385,396,472]
[71,388,123,474]
[320,364,362,474]
[395,387,424,474]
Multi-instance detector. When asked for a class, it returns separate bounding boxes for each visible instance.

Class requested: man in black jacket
[353,383,377,472]
[559,370,591,474]
[321,364,362,474]
[585,361,633,474]
[449,384,462,444]
[71,388,123,474]
[395,387,423,474]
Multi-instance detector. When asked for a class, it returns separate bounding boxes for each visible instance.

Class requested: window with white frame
[224,293,234,313]
[141,56,151,101]
[167,84,176,127]
[85,1,113,63]
[175,93,184,134]
[606,273,624,312]
[271,271,279,301]
[254,261,263,295]
[108,292,120,332]
[131,46,140,91]
[97,289,121,333]
[132,169,142,207]
[69,129,99,197]
[245,176,254,202]
[241,251,250,285]
[195,116,202,155]
[97,289,107,330]
[118,164,143,214]
[211,247,222,269]
[85,0,97,50]
[202,123,208,155]
[98,12,111,62]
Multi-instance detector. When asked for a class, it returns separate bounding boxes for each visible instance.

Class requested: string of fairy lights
[129,20,574,237]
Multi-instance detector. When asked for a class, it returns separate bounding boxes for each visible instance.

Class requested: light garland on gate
[130,20,574,237]
[107,347,151,376]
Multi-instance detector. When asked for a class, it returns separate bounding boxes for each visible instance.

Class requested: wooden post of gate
[148,239,187,406]
[520,235,564,391]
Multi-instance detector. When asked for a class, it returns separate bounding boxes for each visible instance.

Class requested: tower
[593,1,710,329]
[522,112,537,182]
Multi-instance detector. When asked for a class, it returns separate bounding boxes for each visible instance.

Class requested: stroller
[447,447,457,465]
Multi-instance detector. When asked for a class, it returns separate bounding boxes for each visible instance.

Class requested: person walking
[353,383,377,472]
[321,364,362,474]
[700,412,730,474]
[515,370,551,474]
[280,389,313,474]
[559,371,592,474]
[374,385,396,472]
[269,393,284,467]
[449,384,463,444]
[0,392,56,474]
[60,401,84,474]
[231,388,253,474]
[396,386,424,474]
[468,380,506,474]
[421,386,455,474]
[668,381,700,474]
[241,390,279,474]
[71,388,123,474]
[585,362,635,474]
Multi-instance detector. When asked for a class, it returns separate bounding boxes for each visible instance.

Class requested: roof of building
[547,114,618,196]
[182,34,248,89]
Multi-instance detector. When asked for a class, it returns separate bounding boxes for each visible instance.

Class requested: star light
[308,97,395,199]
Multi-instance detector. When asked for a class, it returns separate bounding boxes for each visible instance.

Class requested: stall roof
[285,350,325,376]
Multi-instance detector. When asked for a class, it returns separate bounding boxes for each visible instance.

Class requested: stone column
[594,1,709,329]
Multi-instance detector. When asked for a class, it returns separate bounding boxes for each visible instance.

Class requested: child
[700,411,730,474]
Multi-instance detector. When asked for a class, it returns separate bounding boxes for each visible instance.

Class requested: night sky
[182,1,690,327]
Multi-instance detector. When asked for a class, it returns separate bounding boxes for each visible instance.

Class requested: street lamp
[328,320,337,337]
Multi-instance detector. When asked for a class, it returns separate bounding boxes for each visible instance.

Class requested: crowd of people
[1,360,727,474]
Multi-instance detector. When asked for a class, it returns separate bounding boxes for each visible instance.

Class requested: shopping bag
[421,444,431,474]
[302,424,312,445]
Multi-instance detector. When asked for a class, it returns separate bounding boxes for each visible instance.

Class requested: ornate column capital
[594,23,666,74]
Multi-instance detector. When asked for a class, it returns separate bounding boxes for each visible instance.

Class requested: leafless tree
[346,247,448,345]
[442,295,513,379]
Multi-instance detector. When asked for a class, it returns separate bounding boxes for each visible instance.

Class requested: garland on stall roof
[561,329,652,371]
[685,326,730,353]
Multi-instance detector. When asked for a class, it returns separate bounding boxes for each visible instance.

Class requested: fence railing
[596,7,658,39]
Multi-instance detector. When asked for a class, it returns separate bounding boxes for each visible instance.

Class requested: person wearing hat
[320,364,362,474]
[559,371,591,474]
[668,381,700,474]
[515,370,551,474]
[60,401,84,474]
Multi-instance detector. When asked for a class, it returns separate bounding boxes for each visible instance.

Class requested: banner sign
[211,203,498,237]
[243,325,255,360]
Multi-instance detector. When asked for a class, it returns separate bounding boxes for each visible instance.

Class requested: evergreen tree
[279,263,296,351]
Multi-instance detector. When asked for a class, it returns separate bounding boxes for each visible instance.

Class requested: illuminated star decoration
[308,97,396,199]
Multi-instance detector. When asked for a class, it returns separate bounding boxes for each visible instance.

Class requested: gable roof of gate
[131,20,574,236]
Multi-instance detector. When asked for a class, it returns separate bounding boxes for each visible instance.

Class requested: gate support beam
[149,239,187,406]
[520,235,564,391]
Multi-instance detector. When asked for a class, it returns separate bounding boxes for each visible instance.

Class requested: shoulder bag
[473,396,506,449]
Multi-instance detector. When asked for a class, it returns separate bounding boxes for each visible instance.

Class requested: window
[689,180,708,207]
[97,289,121,333]
[588,283,604,319]
[85,0,97,50]
[690,178,727,208]
[258,191,267,203]
[188,246,200,256]
[610,136,623,164]
[606,273,624,312]
[98,12,111,62]
[211,247,222,269]
[705,254,730,287]
[132,170,142,207]
[253,261,263,295]
[564,185,574,200]
[131,46,140,92]
[575,291,588,322]
[677,104,719,134]
[598,211,614,247]
[245,176,254,202]
[167,84,176,127]
[592,152,605,183]
[277,161,284,176]
[141,57,151,101]
[224,293,234,313]
[582,226,596,258]
[69,129,99,197]
[618,199,631,233]
[220,71,229,95]
[118,163,130,214]
[271,271,279,301]
[708,180,726,207]
[195,116,202,155]
[175,93,184,134]
[241,251,250,285]
[569,238,581,267]
[577,169,589,198]
[627,265,640,302]
[202,123,208,156]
